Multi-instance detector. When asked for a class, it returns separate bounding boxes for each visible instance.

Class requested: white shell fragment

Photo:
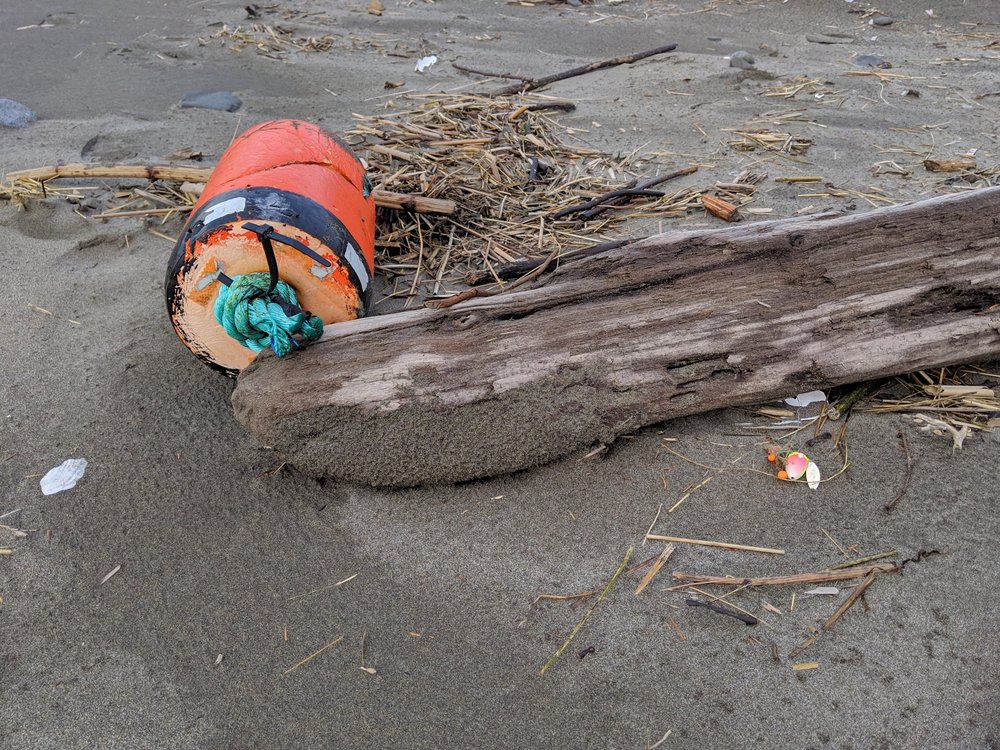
[784,390,827,408]
[804,586,839,596]
[806,460,821,490]
[414,55,438,73]
[40,458,88,495]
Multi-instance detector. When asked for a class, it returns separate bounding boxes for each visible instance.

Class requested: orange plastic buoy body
[165,119,375,375]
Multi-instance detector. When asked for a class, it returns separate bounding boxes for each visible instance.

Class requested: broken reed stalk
[671,562,899,587]
[3,163,457,215]
[645,534,784,555]
[490,44,678,97]
[827,550,897,570]
[821,571,878,631]
[539,546,633,676]
[634,543,675,596]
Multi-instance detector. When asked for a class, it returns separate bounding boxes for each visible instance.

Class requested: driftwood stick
[646,534,784,556]
[553,166,698,219]
[234,188,1000,487]
[671,562,899,587]
[581,167,699,219]
[821,571,878,631]
[490,43,678,96]
[452,62,534,82]
[4,163,457,215]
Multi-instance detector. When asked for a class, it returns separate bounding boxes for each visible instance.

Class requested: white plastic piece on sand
[215,654,224,666]
[99,565,121,585]
[40,458,87,495]
[784,390,827,408]
[415,55,438,73]
[806,460,821,490]
[804,586,839,596]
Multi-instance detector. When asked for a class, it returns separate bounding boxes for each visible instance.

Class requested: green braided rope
[214,273,323,358]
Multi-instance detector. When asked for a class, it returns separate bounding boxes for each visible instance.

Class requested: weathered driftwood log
[233,187,1000,487]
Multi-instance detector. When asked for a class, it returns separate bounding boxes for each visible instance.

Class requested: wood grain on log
[233,187,1000,487]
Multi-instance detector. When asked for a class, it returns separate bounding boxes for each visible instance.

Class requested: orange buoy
[165,119,375,375]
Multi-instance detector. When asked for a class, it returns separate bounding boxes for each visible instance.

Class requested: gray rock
[853,54,891,68]
[707,35,722,42]
[0,98,36,128]
[872,15,894,26]
[180,91,242,113]
[729,50,755,70]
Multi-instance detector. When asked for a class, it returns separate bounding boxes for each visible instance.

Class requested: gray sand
[2,1,1000,748]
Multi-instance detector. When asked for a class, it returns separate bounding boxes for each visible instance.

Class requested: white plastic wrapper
[414,55,438,73]
[40,458,88,495]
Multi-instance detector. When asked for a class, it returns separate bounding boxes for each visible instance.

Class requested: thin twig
[491,44,678,96]
[821,571,878,631]
[884,431,912,512]
[283,635,344,675]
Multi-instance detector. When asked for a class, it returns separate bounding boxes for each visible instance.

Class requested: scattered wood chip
[792,661,820,671]
[701,194,742,222]
[923,158,976,172]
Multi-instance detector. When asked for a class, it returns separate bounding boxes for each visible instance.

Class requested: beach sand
[2,0,999,747]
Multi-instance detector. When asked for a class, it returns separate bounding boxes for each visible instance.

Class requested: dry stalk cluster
[348,93,702,300]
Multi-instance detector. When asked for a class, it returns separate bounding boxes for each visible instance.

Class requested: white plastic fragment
[215,654,224,666]
[40,458,87,495]
[784,390,827,408]
[804,586,839,596]
[806,460,821,490]
[414,55,438,73]
[99,564,121,585]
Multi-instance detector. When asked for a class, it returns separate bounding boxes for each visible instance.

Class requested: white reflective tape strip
[201,196,246,225]
[344,243,370,291]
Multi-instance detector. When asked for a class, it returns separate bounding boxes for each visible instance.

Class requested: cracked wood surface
[233,187,1000,486]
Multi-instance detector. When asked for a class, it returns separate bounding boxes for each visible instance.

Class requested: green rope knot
[214,272,323,358]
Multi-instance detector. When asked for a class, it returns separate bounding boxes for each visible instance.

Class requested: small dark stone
[872,15,894,26]
[707,35,722,41]
[179,91,242,113]
[0,98,37,128]
[729,50,755,70]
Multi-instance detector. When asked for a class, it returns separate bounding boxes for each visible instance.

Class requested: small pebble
[729,50,755,70]
[180,91,242,113]
[566,0,582,6]
[707,35,722,42]
[871,15,894,26]
[0,98,37,128]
